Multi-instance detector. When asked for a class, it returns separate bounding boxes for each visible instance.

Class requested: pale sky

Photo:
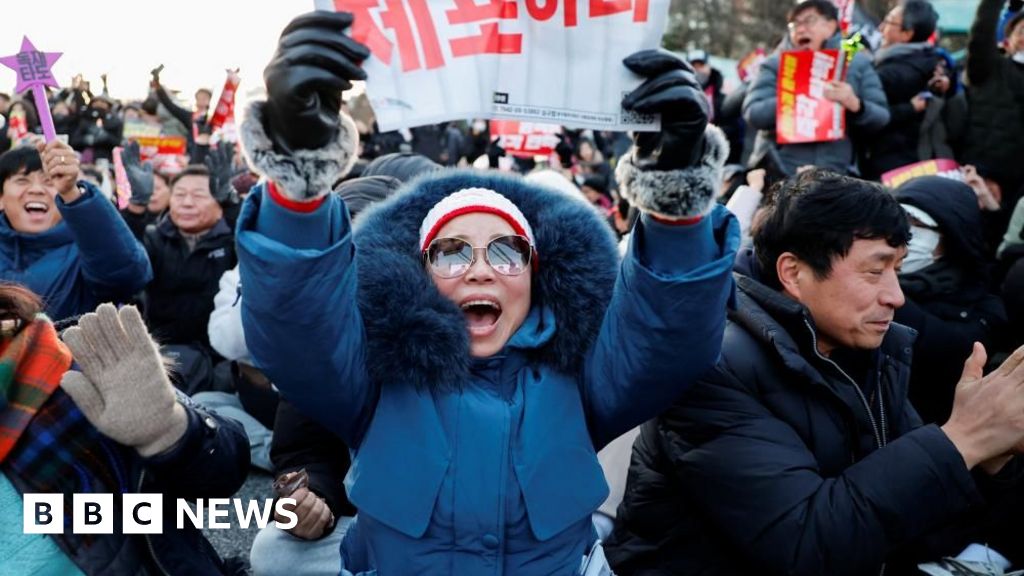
[1,1,322,109]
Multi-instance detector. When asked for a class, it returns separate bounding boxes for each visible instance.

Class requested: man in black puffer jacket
[606,170,1024,576]
[862,0,942,180]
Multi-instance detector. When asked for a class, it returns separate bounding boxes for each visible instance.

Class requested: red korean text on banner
[209,70,241,132]
[336,0,445,71]
[776,49,844,145]
[336,0,652,70]
[524,0,650,28]
[490,120,562,157]
[447,0,522,57]
[881,159,962,189]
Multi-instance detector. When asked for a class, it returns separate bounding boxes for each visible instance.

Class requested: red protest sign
[490,120,562,157]
[881,159,962,189]
[209,70,241,132]
[776,49,844,144]
[133,136,188,159]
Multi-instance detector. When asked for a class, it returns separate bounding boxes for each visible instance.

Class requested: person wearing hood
[862,0,943,180]
[743,0,890,176]
[235,11,738,575]
[894,176,1009,424]
[0,142,152,322]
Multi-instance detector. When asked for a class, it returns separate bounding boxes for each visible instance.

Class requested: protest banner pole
[0,37,63,142]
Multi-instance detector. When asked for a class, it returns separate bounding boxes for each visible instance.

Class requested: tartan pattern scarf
[1,319,131,549]
[0,317,72,462]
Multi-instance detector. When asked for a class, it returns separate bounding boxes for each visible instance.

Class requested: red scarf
[0,319,72,462]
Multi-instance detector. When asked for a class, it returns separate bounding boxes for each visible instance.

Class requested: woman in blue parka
[235,12,739,576]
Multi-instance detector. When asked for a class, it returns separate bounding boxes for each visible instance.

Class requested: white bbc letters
[23,493,64,534]
[73,493,114,534]
[123,494,163,534]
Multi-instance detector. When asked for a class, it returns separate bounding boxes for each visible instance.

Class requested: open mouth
[24,201,50,215]
[796,37,813,48]
[460,298,502,336]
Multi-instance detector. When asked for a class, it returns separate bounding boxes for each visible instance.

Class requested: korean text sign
[490,120,561,157]
[776,49,844,145]
[314,0,669,131]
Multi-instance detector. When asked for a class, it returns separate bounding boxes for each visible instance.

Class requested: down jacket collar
[352,170,620,390]
[731,274,916,385]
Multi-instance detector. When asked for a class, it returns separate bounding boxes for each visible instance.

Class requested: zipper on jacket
[803,318,888,576]
[138,468,171,576]
[802,318,885,450]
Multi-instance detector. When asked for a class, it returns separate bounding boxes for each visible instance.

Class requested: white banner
[313,0,668,131]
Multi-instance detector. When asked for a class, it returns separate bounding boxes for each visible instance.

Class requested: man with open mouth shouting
[235,11,738,576]
[0,138,152,321]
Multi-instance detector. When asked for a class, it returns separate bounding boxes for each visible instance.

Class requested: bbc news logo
[24,494,298,534]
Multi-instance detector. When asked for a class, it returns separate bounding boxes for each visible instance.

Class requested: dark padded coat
[606,274,1022,576]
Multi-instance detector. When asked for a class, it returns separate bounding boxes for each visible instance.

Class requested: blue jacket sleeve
[141,397,250,499]
[236,186,376,447]
[57,181,152,297]
[582,205,740,449]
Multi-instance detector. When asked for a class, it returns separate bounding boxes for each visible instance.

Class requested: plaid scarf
[0,317,72,462]
[1,318,130,549]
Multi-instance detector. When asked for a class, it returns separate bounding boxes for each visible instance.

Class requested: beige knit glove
[60,304,188,457]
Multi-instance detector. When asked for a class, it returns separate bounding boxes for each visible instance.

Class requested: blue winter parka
[237,170,739,576]
[0,181,152,321]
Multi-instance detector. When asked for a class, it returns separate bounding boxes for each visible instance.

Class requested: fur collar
[352,170,619,390]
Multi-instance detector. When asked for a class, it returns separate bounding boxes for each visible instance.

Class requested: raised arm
[967,0,1007,86]
[236,11,375,447]
[583,50,739,449]
[38,139,152,300]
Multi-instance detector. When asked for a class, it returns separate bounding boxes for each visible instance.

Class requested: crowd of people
[2,0,1024,575]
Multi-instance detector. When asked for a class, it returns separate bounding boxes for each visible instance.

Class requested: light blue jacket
[237,170,739,575]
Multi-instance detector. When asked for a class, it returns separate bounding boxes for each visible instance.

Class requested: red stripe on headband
[420,205,530,251]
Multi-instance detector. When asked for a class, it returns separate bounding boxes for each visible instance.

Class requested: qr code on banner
[620,92,656,125]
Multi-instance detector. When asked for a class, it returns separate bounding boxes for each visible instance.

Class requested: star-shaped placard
[0,36,62,94]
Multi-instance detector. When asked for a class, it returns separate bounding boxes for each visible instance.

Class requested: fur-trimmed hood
[352,170,619,390]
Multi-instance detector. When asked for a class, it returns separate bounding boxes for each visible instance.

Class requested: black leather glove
[621,49,709,172]
[121,141,154,207]
[263,11,370,154]
[555,138,574,168]
[205,141,238,205]
[486,137,506,169]
[150,64,164,89]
